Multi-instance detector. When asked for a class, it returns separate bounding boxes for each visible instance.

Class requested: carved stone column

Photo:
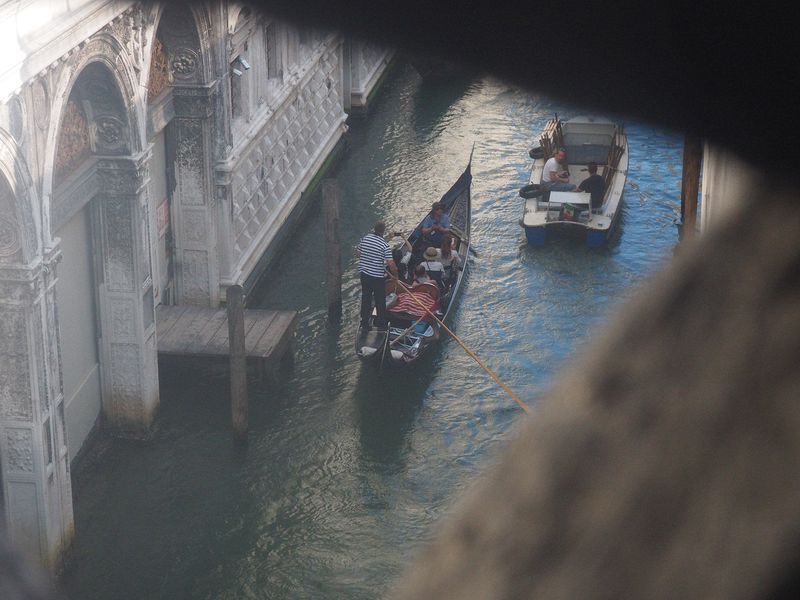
[94,156,159,435]
[0,251,74,569]
[171,83,220,306]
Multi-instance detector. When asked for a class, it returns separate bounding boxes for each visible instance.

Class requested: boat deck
[156,304,297,376]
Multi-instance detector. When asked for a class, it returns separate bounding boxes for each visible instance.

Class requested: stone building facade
[0,0,392,568]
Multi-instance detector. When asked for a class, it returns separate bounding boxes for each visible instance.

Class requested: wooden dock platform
[156,305,297,375]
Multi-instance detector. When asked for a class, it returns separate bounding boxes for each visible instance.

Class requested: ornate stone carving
[171,48,199,79]
[6,429,34,473]
[55,99,91,182]
[181,249,210,304]
[0,312,32,421]
[182,209,207,243]
[172,85,215,119]
[147,36,171,102]
[32,79,50,130]
[119,7,145,73]
[0,215,20,259]
[174,119,206,206]
[96,159,147,196]
[110,343,141,396]
[33,304,48,415]
[46,288,64,404]
[111,299,137,342]
[94,116,125,151]
[102,196,135,292]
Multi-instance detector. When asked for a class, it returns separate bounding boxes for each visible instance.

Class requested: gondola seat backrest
[413,282,440,303]
[426,267,444,288]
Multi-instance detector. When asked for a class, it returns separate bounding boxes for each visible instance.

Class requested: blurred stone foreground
[389,183,800,600]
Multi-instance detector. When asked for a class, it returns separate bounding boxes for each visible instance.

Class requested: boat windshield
[564,143,610,164]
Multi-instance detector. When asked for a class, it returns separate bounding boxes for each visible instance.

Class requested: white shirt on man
[541,157,561,184]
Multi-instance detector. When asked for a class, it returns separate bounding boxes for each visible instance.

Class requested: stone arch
[42,35,144,226]
[56,59,136,160]
[38,36,160,457]
[0,129,42,266]
[145,2,214,94]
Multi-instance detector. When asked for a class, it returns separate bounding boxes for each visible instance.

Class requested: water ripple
[64,62,682,600]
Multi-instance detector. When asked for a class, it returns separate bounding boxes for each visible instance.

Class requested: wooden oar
[388,274,531,415]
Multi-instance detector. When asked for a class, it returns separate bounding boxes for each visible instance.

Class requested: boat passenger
[389,233,413,281]
[420,201,451,247]
[413,264,431,285]
[541,148,577,192]
[421,246,445,289]
[577,161,606,210]
[437,234,462,286]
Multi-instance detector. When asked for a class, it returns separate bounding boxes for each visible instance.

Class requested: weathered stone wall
[350,41,393,108]
[225,35,347,284]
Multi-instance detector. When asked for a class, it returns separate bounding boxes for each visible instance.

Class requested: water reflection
[354,366,425,474]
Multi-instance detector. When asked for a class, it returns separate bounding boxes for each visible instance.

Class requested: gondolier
[357,221,397,331]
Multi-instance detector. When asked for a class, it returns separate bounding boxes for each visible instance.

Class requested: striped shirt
[358,233,393,277]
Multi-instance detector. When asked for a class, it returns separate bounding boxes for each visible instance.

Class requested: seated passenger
[413,264,431,286]
[421,246,445,289]
[540,148,577,192]
[421,202,451,248]
[577,161,606,209]
[388,233,413,279]
[436,234,462,286]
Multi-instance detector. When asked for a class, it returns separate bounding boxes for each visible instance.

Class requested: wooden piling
[322,179,343,320]
[227,285,248,443]
[680,135,703,239]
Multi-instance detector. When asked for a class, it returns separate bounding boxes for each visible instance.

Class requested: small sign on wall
[157,198,170,238]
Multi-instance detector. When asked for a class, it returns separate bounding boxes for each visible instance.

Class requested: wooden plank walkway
[156,305,297,375]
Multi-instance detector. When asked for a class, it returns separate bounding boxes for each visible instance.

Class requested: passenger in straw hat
[421,246,445,289]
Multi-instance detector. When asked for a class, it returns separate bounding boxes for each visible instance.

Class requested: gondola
[355,153,472,367]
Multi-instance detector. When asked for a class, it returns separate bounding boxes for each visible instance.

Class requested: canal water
[61,61,683,599]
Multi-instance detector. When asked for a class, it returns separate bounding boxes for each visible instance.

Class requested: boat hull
[523,204,622,247]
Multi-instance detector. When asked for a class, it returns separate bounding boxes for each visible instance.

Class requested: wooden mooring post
[323,179,343,320]
[680,135,703,239]
[227,285,248,443]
